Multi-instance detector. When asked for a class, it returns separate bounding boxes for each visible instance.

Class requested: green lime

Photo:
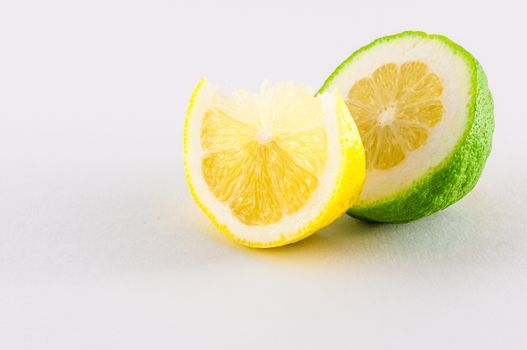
[319,31,494,223]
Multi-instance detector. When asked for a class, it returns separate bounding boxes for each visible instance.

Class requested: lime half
[319,31,494,223]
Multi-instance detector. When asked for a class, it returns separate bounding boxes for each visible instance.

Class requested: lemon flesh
[184,81,365,247]
[319,31,494,223]
[201,92,327,226]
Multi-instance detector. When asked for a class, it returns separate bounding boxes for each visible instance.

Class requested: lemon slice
[320,31,494,222]
[184,80,365,247]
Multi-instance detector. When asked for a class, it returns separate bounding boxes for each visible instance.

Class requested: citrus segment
[185,80,365,247]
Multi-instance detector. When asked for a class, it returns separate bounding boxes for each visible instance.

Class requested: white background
[1,0,526,348]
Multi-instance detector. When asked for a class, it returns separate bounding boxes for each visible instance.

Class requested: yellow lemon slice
[184,80,365,247]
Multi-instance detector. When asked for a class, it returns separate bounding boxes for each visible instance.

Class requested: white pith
[185,81,343,244]
[325,36,472,203]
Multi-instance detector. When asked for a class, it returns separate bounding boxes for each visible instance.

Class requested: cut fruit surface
[348,61,443,170]
[319,31,494,223]
[184,80,365,247]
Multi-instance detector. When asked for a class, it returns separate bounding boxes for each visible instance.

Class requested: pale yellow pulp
[200,99,327,226]
[347,61,444,170]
